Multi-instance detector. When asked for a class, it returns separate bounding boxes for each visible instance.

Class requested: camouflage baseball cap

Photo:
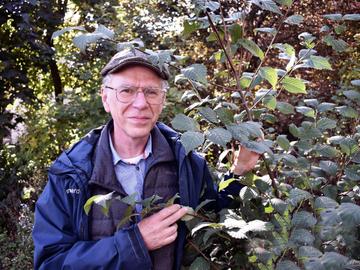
[100,49,170,80]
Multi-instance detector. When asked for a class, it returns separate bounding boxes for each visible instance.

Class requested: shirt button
[135,166,140,171]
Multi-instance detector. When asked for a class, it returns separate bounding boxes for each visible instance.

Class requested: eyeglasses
[104,85,166,105]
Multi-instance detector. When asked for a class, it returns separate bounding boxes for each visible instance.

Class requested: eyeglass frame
[103,85,167,105]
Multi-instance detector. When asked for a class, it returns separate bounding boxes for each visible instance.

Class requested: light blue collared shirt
[108,132,152,213]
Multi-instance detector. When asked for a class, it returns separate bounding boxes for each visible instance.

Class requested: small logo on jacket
[66,188,80,194]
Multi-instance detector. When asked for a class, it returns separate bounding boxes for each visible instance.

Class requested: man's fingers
[155,204,182,220]
[163,206,188,226]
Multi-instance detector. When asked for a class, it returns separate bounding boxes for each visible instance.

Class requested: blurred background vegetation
[0,0,358,268]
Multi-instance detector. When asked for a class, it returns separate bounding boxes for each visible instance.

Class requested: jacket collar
[89,120,175,193]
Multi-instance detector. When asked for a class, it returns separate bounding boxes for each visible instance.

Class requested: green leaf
[285,14,304,25]
[206,1,220,11]
[120,193,138,206]
[323,14,343,21]
[296,106,315,118]
[181,206,195,221]
[206,128,232,147]
[277,135,290,151]
[344,166,360,181]
[343,90,360,102]
[274,0,293,6]
[225,124,249,142]
[180,131,204,154]
[291,211,317,228]
[289,188,312,206]
[319,160,338,176]
[338,203,360,227]
[250,0,282,15]
[255,178,271,192]
[117,205,135,229]
[198,107,218,123]
[263,95,277,110]
[321,252,350,270]
[317,117,337,130]
[195,199,215,212]
[351,79,360,87]
[240,186,259,202]
[243,140,272,155]
[73,33,105,52]
[290,228,315,246]
[318,102,336,112]
[314,196,339,210]
[351,151,360,164]
[51,26,86,40]
[271,198,288,214]
[336,106,359,118]
[189,256,210,270]
[171,114,199,131]
[181,64,208,85]
[219,178,237,191]
[259,67,278,88]
[237,121,264,138]
[215,107,234,125]
[339,138,359,156]
[254,27,277,35]
[229,23,243,43]
[282,76,307,94]
[84,192,114,216]
[276,260,301,270]
[315,145,339,158]
[277,102,295,114]
[309,55,332,70]
[299,246,323,259]
[323,35,348,52]
[239,38,265,60]
[166,193,180,206]
[343,14,360,21]
[183,20,201,38]
[96,24,115,39]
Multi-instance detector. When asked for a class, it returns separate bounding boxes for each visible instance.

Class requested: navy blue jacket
[33,122,222,269]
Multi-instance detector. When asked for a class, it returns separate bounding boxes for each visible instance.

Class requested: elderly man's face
[101,65,165,142]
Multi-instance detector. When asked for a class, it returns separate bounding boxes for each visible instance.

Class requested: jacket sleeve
[32,175,152,270]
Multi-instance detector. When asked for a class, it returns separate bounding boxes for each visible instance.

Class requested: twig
[188,239,222,270]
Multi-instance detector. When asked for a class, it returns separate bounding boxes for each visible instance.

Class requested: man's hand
[138,204,188,250]
[231,145,261,175]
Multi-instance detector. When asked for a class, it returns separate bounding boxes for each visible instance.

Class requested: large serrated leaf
[240,186,259,202]
[296,106,315,118]
[290,228,315,246]
[315,145,339,158]
[181,64,208,85]
[189,256,210,270]
[73,33,105,52]
[271,198,288,214]
[259,67,278,88]
[336,106,359,118]
[314,196,339,209]
[321,252,350,270]
[299,246,323,258]
[180,131,204,154]
[285,15,304,25]
[277,102,295,114]
[251,0,282,15]
[319,160,338,176]
[323,35,348,52]
[289,188,312,206]
[215,107,234,125]
[96,24,115,39]
[171,114,198,131]
[343,90,360,102]
[239,38,265,60]
[183,20,201,38]
[206,128,232,147]
[317,117,337,130]
[282,76,307,94]
[276,135,290,151]
[309,55,332,70]
[243,140,272,154]
[198,107,218,123]
[276,260,301,270]
[338,203,360,227]
[225,124,249,142]
[291,211,317,228]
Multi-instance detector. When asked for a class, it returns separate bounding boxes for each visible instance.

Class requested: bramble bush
[39,0,360,269]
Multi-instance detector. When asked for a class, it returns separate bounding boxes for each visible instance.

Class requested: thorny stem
[188,239,222,270]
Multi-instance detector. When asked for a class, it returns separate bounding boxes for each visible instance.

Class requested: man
[32,49,260,269]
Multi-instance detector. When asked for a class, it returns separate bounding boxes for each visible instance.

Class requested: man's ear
[101,87,111,113]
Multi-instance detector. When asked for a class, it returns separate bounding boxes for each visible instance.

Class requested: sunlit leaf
[206,128,232,147]
[239,38,265,60]
[285,15,304,25]
[282,76,307,94]
[250,0,282,15]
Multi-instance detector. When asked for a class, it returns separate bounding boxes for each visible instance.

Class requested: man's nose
[131,91,148,108]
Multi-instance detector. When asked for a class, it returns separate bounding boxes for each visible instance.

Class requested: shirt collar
[108,131,152,165]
